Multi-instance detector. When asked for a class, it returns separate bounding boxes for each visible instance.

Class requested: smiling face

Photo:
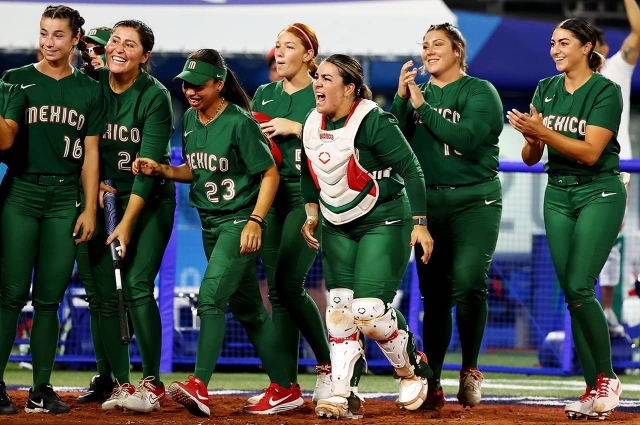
[421,29,460,77]
[182,78,223,115]
[313,61,355,121]
[106,26,150,77]
[550,28,590,73]
[85,42,105,69]
[275,31,312,80]
[39,17,79,64]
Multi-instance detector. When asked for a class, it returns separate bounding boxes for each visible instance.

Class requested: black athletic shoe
[25,383,71,414]
[77,374,115,404]
[0,381,17,415]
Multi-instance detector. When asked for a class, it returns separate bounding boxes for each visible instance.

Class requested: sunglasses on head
[86,45,105,55]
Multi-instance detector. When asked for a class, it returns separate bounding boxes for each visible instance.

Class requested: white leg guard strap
[353,298,414,378]
[327,288,363,398]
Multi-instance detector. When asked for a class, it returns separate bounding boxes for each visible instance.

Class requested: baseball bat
[103,179,130,345]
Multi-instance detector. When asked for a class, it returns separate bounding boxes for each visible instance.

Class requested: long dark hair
[187,49,251,111]
[556,18,605,71]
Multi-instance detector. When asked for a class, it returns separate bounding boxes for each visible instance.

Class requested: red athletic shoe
[243,383,304,415]
[168,375,210,418]
[420,379,445,411]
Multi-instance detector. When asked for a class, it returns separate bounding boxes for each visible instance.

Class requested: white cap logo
[88,29,97,36]
[188,61,197,70]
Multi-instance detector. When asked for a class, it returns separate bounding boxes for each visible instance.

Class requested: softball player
[0,5,105,415]
[391,23,503,411]
[75,25,117,405]
[86,20,176,414]
[248,23,331,412]
[300,54,434,420]
[508,18,624,420]
[0,79,27,415]
[134,49,303,418]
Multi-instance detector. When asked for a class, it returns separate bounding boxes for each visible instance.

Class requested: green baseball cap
[83,27,111,46]
[173,59,227,85]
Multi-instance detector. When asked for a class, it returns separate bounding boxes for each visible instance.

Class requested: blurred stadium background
[1,0,640,382]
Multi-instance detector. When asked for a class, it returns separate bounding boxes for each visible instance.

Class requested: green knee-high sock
[394,308,432,378]
[98,315,130,384]
[129,302,162,385]
[244,317,290,388]
[569,300,615,378]
[570,311,597,387]
[0,308,20,382]
[456,300,488,369]
[90,311,111,377]
[422,304,453,379]
[31,311,59,388]
[272,305,300,385]
[283,292,330,364]
[194,313,226,386]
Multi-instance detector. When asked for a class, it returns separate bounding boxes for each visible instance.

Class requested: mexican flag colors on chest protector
[304,99,383,225]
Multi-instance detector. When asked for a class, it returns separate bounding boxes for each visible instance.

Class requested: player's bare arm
[620,0,640,65]
[75,134,100,243]
[0,115,19,150]
[133,157,193,182]
[301,202,320,250]
[240,164,279,255]
[105,194,146,259]
[410,217,433,264]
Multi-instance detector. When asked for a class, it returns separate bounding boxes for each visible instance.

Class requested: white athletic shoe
[315,393,364,419]
[593,373,622,415]
[312,363,332,405]
[121,376,166,413]
[102,382,135,411]
[457,367,483,408]
[395,374,427,410]
[565,386,600,420]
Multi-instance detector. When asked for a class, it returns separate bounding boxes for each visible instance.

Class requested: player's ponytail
[187,49,252,111]
[588,50,606,71]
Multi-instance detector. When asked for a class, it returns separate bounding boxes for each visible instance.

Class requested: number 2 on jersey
[205,179,236,203]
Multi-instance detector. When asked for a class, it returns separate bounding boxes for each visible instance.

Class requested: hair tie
[290,25,315,56]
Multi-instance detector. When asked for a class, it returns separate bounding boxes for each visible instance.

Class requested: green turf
[4,362,640,399]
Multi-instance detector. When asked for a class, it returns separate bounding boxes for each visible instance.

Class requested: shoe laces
[111,381,134,399]
[133,376,157,399]
[264,382,285,397]
[316,363,331,375]
[461,369,482,389]
[596,373,616,398]
[579,386,596,403]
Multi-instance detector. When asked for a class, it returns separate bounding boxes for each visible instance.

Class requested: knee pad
[353,298,413,377]
[326,288,362,397]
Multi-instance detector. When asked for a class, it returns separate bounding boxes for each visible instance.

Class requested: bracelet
[247,216,265,228]
[250,213,264,222]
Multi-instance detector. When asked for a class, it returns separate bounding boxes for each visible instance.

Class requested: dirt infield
[3,392,636,424]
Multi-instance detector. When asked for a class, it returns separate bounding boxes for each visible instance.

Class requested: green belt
[547,170,618,188]
[17,173,79,186]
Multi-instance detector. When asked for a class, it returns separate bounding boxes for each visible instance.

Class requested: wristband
[413,217,427,226]
[247,216,265,228]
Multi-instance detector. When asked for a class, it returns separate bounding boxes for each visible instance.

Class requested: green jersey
[391,76,503,186]
[251,80,315,180]
[532,73,622,176]
[98,68,174,200]
[182,103,274,213]
[2,64,106,175]
[301,106,427,216]
[0,80,26,124]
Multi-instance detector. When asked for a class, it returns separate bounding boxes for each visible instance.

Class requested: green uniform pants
[260,180,330,383]
[544,173,626,385]
[416,178,502,379]
[0,175,79,387]
[86,194,175,384]
[194,210,287,387]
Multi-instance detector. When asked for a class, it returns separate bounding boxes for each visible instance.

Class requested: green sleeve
[236,116,274,175]
[366,111,427,216]
[130,89,173,200]
[390,93,410,130]
[414,82,502,156]
[531,84,543,114]
[587,84,623,133]
[300,141,319,204]
[4,84,26,123]
[251,85,264,111]
[85,83,107,136]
